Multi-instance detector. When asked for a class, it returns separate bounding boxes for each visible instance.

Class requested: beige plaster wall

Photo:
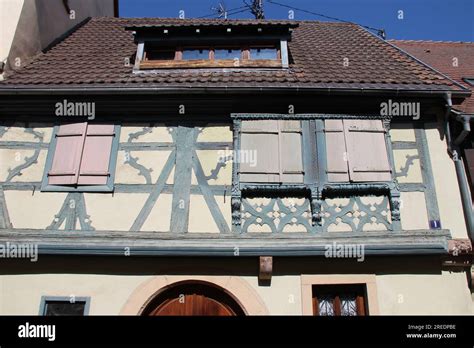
[0,271,471,315]
[376,271,473,314]
[400,191,429,230]
[425,125,467,238]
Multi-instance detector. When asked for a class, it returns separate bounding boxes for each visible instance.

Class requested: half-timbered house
[0,18,472,315]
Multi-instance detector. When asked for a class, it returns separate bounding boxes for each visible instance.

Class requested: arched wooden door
[143,282,245,316]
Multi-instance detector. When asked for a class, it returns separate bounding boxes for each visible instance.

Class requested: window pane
[214,49,241,60]
[44,301,86,316]
[318,295,335,316]
[340,294,358,316]
[250,48,278,60]
[147,50,175,60]
[182,49,210,60]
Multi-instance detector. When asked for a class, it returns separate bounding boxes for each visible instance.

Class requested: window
[41,123,120,192]
[312,284,367,316]
[239,120,304,183]
[325,119,391,182]
[250,47,278,60]
[138,43,285,69]
[40,297,90,316]
[182,48,211,60]
[463,77,474,86]
[146,49,176,61]
[214,48,242,60]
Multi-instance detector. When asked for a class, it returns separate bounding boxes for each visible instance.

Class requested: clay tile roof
[390,40,474,113]
[0,17,466,92]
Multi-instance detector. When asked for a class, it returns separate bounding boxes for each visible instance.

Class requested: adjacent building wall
[1,0,115,79]
[0,0,25,76]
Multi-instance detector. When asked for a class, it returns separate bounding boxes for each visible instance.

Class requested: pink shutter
[280,120,304,183]
[343,119,391,182]
[240,120,280,183]
[325,120,349,182]
[77,124,115,185]
[48,122,87,185]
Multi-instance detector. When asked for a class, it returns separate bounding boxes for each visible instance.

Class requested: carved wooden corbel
[259,256,273,281]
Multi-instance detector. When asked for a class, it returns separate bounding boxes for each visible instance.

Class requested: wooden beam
[280,39,289,68]
[259,256,273,281]
[139,59,282,69]
[134,40,145,71]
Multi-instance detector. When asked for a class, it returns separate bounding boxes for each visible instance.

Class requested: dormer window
[139,43,283,69]
[128,22,297,71]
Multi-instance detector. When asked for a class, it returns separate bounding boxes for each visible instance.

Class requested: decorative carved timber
[448,239,472,256]
[322,196,391,233]
[5,127,44,182]
[241,196,312,233]
[443,239,472,268]
[395,154,420,178]
[389,189,401,224]
[310,186,322,227]
[47,192,94,231]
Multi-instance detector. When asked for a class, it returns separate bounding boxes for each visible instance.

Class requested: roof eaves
[0,85,469,97]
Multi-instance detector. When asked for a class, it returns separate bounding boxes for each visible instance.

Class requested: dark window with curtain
[43,301,87,316]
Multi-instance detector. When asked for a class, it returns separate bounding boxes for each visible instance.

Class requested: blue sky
[119,0,473,41]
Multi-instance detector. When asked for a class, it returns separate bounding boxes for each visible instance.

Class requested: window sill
[40,183,114,193]
[139,59,282,69]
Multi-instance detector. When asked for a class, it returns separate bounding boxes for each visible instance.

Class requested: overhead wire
[266,0,386,38]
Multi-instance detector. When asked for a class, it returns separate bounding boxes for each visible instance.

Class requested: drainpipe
[445,93,474,241]
[453,113,473,146]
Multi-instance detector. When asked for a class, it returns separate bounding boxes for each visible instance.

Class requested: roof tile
[0,17,463,92]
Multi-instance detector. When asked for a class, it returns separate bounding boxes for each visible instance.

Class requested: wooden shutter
[77,124,115,185]
[344,119,391,182]
[240,120,304,183]
[280,120,304,182]
[48,122,87,185]
[325,119,350,182]
[240,120,280,183]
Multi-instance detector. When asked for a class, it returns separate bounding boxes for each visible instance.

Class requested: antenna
[245,0,265,19]
[211,1,228,19]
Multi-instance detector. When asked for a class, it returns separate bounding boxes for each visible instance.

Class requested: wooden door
[145,283,244,316]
